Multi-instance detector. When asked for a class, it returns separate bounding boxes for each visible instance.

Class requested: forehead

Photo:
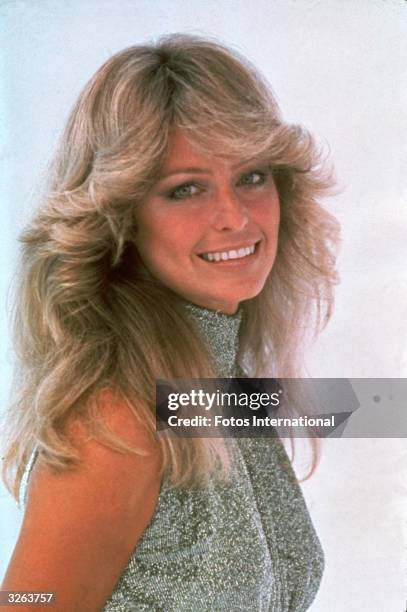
[160,128,263,176]
[161,129,212,171]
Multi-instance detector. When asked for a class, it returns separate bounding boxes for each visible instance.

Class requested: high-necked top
[103,304,324,611]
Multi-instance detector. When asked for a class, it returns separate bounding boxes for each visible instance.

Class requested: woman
[1,35,339,610]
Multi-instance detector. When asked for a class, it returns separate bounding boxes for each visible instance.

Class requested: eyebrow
[158,167,211,179]
[158,159,265,180]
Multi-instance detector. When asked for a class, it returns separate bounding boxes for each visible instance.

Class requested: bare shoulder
[1,391,162,611]
[29,389,162,514]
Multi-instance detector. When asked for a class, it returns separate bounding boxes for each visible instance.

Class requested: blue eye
[167,182,201,201]
[238,170,267,187]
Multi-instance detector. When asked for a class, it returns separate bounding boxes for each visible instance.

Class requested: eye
[238,169,268,187]
[166,182,202,201]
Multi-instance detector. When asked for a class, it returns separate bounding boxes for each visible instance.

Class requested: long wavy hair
[2,34,339,500]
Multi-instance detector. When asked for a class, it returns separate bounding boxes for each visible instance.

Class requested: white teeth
[201,244,256,262]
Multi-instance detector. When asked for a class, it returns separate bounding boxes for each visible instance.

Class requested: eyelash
[238,170,268,187]
[165,169,269,201]
[167,182,202,201]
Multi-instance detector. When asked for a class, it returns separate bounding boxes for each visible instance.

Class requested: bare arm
[1,396,162,612]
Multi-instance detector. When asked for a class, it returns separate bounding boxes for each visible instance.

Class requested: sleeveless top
[102,304,324,611]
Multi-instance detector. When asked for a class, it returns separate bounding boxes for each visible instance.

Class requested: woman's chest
[104,438,323,611]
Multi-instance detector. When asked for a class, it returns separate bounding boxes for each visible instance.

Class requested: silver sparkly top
[102,304,324,611]
[183,302,242,377]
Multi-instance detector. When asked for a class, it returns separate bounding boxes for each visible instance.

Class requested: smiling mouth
[198,242,259,262]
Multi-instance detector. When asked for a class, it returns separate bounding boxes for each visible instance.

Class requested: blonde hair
[2,34,339,499]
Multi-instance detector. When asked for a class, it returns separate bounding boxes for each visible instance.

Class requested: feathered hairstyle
[2,34,339,499]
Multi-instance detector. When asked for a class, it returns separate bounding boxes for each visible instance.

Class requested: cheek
[135,212,195,268]
[257,195,280,236]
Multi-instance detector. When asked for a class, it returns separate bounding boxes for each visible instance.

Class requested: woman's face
[134,130,280,314]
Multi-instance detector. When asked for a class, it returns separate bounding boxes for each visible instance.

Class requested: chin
[230,283,266,303]
[214,287,265,312]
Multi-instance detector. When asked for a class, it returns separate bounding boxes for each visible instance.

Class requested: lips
[198,242,259,262]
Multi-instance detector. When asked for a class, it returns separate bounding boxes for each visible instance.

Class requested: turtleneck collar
[183,302,242,377]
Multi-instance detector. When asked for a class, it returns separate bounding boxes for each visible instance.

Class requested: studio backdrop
[1,2,406,611]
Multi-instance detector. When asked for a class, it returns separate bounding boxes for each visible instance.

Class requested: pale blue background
[1,1,406,610]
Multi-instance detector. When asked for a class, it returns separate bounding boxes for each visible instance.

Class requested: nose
[210,187,249,232]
